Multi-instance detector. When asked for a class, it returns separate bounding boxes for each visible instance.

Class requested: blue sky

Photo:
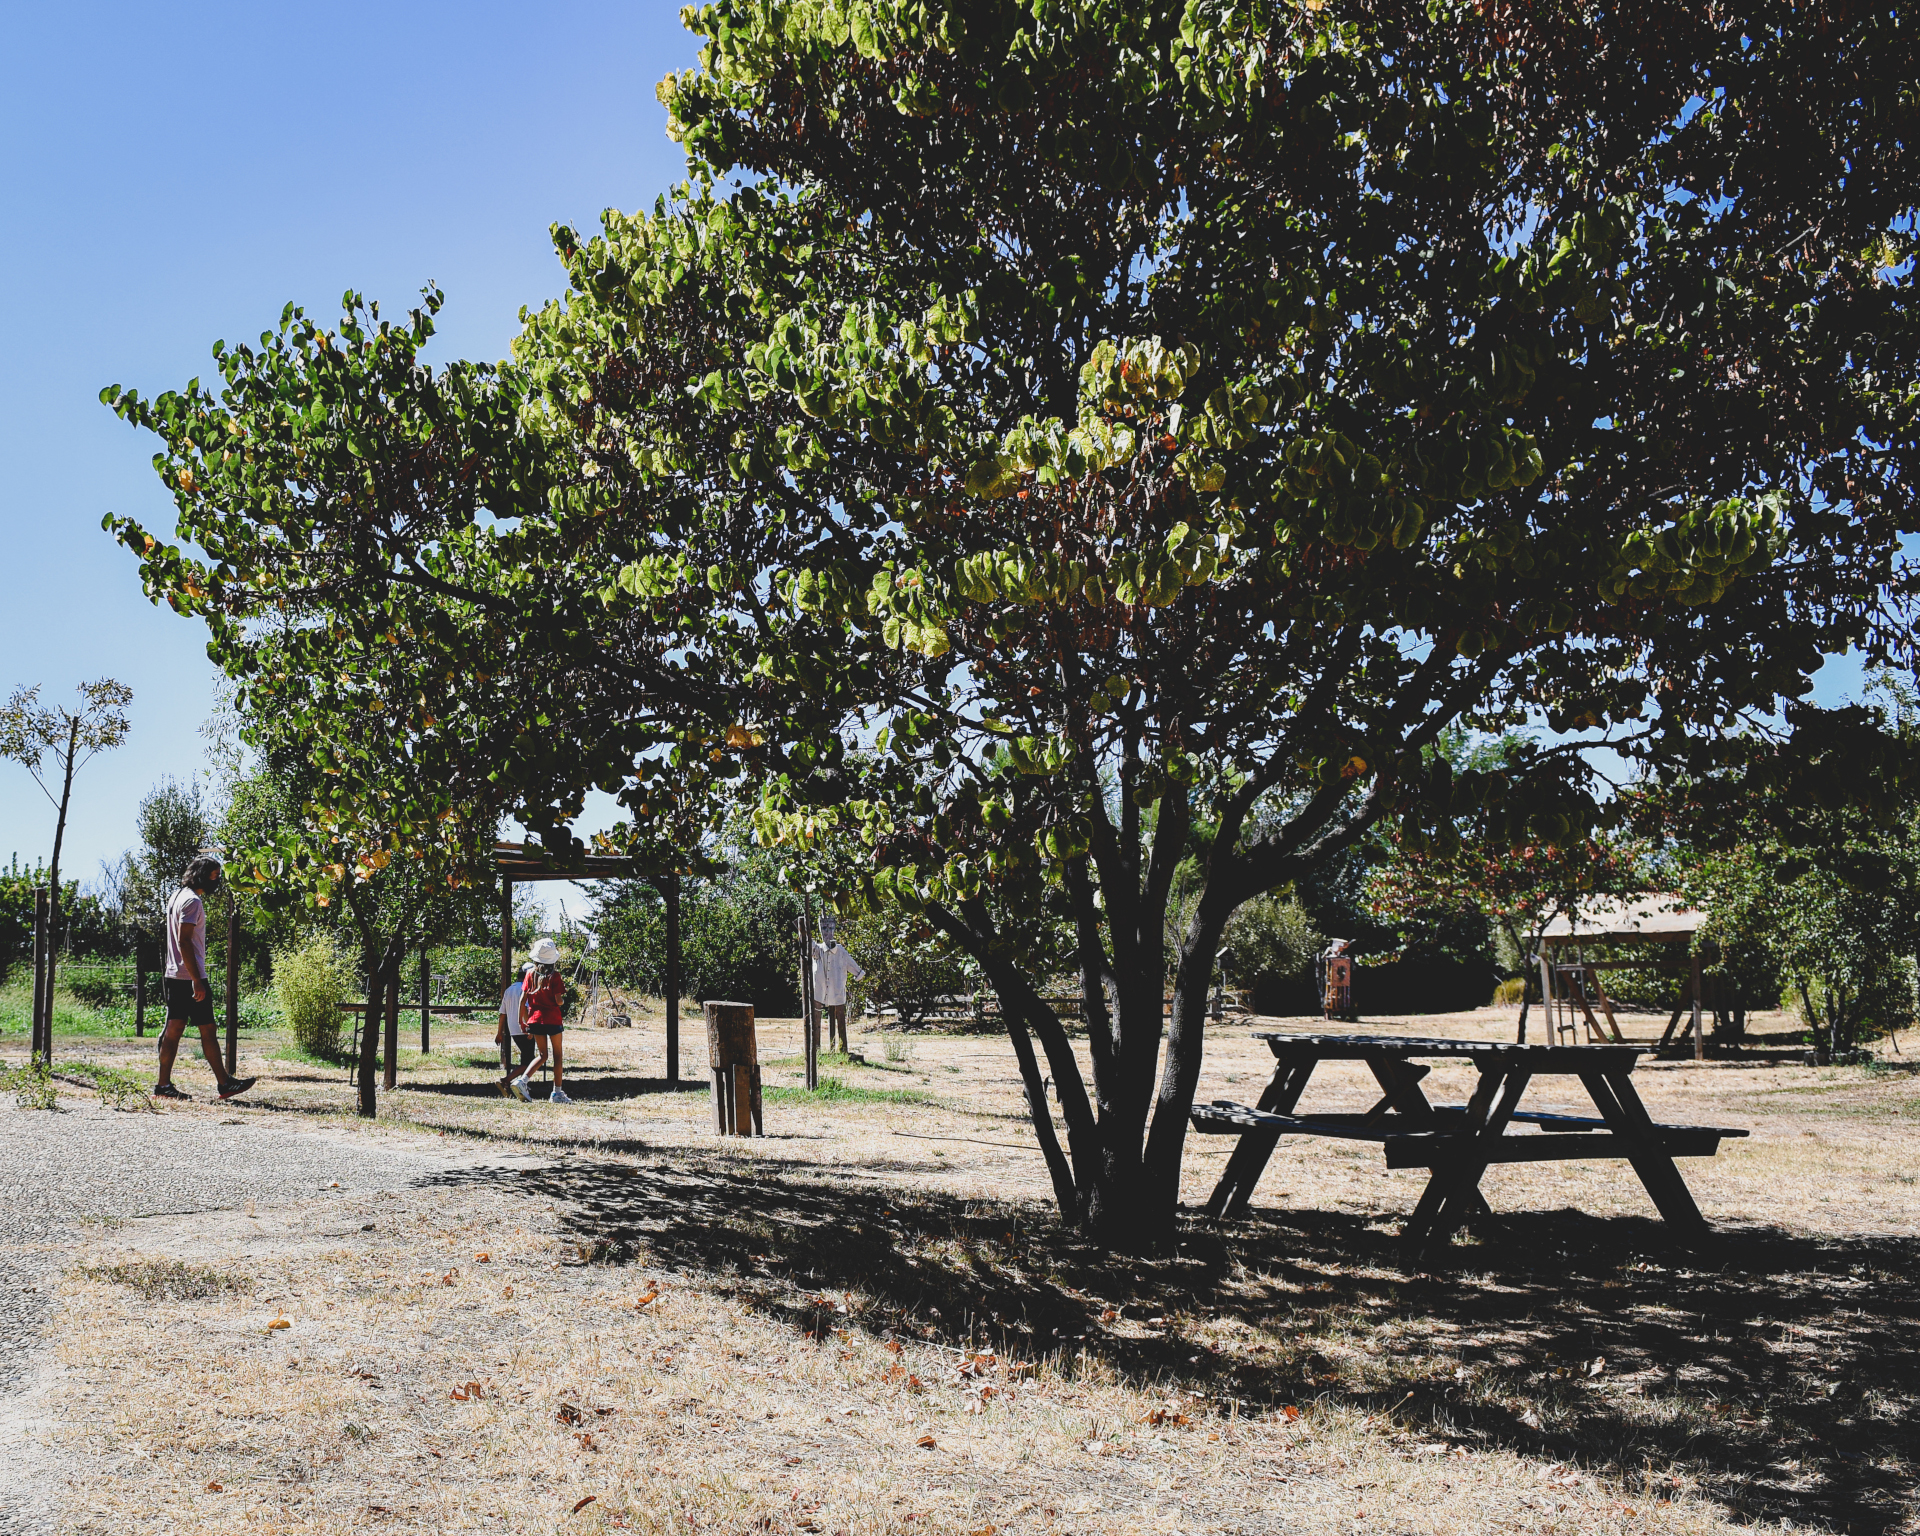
[1,0,696,900]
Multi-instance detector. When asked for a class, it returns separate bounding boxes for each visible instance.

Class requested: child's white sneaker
[549,1087,573,1105]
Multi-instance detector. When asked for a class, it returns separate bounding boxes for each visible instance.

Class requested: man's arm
[181,911,208,1001]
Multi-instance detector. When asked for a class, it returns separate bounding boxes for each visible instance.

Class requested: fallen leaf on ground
[1587,1356,1607,1378]
[634,1287,660,1308]
[204,1481,223,1492]
[266,1316,290,1331]
[571,1494,597,1514]
[475,1252,490,1263]
[915,1434,937,1449]
[450,1381,485,1402]
[503,1285,515,1298]
[556,1403,584,1425]
[1282,1405,1301,1423]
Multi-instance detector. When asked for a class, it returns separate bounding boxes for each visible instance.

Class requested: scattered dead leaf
[449,1381,486,1402]
[556,1403,584,1426]
[916,1434,937,1449]
[571,1494,597,1514]
[204,1481,223,1492]
[475,1252,490,1263]
[1282,1405,1301,1423]
[266,1316,291,1332]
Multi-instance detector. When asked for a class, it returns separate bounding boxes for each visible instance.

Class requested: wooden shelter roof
[1539,896,1704,946]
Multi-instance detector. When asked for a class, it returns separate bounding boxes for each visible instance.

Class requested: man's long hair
[183,855,222,892]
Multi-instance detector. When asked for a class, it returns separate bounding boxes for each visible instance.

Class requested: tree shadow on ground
[396,1075,708,1102]
[418,1153,1917,1534]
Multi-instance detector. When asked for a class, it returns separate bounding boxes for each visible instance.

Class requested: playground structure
[1526,897,1721,1059]
[1318,939,1358,1023]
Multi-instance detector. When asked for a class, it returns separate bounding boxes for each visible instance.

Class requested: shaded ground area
[414,1149,1920,1534]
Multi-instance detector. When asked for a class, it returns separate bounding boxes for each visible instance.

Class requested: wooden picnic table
[1192,1032,1746,1263]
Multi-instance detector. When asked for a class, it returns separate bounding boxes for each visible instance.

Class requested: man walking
[154,856,255,1101]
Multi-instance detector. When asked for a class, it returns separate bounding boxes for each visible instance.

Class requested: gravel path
[0,1098,470,1535]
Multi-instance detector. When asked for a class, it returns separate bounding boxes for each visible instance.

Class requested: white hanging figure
[810,911,865,1053]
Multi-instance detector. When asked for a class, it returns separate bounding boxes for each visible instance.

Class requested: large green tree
[516,0,1917,1244]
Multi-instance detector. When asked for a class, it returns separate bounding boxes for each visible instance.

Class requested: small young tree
[1,680,133,1053]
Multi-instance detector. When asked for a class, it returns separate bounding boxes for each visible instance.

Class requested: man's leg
[195,1022,227,1082]
[156,1016,186,1088]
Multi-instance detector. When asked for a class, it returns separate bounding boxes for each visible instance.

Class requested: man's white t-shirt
[165,887,206,981]
[499,982,526,1037]
[810,942,865,1007]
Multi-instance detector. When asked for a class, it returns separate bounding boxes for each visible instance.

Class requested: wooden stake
[704,1000,760,1136]
[800,904,818,1091]
[419,945,431,1054]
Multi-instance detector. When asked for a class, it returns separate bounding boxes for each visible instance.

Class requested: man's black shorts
[163,977,216,1030]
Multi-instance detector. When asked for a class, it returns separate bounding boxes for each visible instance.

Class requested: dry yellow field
[13,1003,1918,1535]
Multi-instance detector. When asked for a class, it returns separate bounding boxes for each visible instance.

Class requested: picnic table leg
[1365,1056,1491,1220]
[1205,1059,1315,1218]
[1402,1066,1530,1263]
[1579,1069,1706,1234]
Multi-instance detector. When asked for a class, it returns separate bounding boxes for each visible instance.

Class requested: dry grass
[21,1004,1920,1534]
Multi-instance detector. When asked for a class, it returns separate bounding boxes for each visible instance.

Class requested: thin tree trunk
[1141,910,1231,1246]
[1003,1002,1078,1218]
[41,719,79,1061]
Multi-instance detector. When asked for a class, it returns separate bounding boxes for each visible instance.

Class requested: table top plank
[1251,1031,1642,1069]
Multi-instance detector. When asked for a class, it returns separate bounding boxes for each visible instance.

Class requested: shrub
[66,964,132,1010]
[1220,891,1323,993]
[434,944,511,1006]
[841,904,974,1026]
[1492,976,1527,1008]
[3,1060,57,1110]
[275,935,349,1057]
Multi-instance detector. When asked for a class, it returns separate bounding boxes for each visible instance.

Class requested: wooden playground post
[133,934,147,1037]
[1689,949,1705,1062]
[224,897,240,1078]
[499,875,515,1074]
[383,950,401,1091]
[357,946,380,1118]
[705,1000,762,1135]
[664,873,680,1084]
[419,944,431,1054]
[30,886,49,1061]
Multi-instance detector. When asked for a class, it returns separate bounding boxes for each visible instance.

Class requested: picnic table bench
[1192,1032,1746,1263]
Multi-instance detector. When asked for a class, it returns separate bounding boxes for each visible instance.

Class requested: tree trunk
[1140,908,1232,1246]
[40,719,79,1061]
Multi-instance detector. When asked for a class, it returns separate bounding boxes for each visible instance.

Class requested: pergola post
[664,872,680,1083]
[383,950,400,1090]
[419,944,431,1053]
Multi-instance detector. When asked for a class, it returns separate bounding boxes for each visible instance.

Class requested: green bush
[434,944,511,1006]
[841,904,974,1026]
[66,964,133,1010]
[275,936,349,1058]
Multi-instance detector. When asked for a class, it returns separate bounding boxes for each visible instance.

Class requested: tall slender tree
[1,679,133,1055]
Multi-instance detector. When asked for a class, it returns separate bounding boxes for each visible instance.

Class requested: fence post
[419,944,431,1054]
[30,886,49,1062]
[134,934,147,1038]
[357,947,380,1118]
[224,899,240,1079]
[798,904,817,1091]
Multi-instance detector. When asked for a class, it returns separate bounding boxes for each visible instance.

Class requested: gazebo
[1531,896,1712,1059]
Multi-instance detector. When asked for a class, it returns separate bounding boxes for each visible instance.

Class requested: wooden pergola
[494,842,684,1082]
[1533,897,1710,1060]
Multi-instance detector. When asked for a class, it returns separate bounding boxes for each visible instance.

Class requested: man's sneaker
[153,1083,190,1101]
[549,1087,573,1105]
[217,1076,257,1101]
[509,1076,533,1103]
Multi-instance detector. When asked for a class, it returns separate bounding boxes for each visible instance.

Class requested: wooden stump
[705,1001,762,1137]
